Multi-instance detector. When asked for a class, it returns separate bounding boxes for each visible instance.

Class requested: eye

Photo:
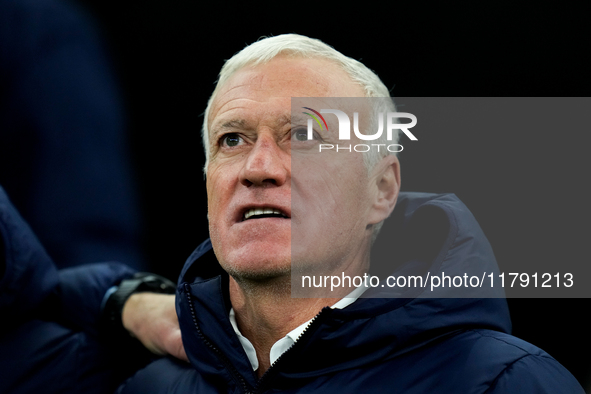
[292,128,309,142]
[221,133,243,147]
[291,127,324,143]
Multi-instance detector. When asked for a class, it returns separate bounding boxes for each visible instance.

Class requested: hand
[121,292,188,362]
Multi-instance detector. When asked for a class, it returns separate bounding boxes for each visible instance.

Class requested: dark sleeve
[0,185,141,393]
[0,320,134,394]
[0,183,136,329]
[486,354,585,394]
[0,185,59,322]
[0,218,5,283]
[56,262,135,337]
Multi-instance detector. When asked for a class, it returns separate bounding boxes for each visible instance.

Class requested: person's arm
[1,184,186,361]
[0,185,134,393]
[101,273,188,362]
[0,224,5,284]
[0,186,59,322]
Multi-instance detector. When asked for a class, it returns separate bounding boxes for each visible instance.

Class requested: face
[206,56,387,282]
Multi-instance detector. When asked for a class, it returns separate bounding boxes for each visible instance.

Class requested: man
[115,34,584,393]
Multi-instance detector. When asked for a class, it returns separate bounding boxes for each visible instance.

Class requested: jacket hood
[176,192,511,387]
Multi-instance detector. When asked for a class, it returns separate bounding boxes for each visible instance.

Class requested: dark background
[70,0,590,388]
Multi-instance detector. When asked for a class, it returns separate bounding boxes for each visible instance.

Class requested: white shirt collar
[229,286,367,371]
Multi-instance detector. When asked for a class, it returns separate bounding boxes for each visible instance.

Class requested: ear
[367,155,401,225]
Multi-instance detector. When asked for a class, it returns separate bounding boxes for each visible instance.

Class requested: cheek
[206,169,230,220]
[293,166,369,231]
[206,174,228,258]
[296,155,368,201]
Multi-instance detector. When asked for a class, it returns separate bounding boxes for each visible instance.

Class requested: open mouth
[243,208,289,221]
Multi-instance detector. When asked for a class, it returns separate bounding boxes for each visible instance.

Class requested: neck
[229,247,370,377]
[229,277,341,377]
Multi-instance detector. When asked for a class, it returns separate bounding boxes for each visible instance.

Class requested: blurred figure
[0,0,144,268]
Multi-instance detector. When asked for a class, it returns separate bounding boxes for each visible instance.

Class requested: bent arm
[0,185,59,323]
[1,184,185,359]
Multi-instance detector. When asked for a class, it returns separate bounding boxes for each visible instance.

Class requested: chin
[220,249,291,283]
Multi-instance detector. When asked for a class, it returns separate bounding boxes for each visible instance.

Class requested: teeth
[244,208,285,220]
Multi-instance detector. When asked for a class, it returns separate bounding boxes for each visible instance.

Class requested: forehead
[209,56,365,129]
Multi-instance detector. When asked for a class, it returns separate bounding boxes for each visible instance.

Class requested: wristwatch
[101,272,176,342]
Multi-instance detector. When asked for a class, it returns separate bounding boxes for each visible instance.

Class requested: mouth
[242,207,289,221]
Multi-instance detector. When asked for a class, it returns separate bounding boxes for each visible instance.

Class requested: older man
[111,34,583,393]
[203,51,402,375]
[0,35,583,394]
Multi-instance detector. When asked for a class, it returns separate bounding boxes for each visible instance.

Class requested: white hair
[202,34,399,173]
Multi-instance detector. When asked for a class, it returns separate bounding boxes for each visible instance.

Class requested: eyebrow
[212,115,293,138]
[290,113,308,124]
[276,114,291,127]
[217,119,249,131]
[210,119,249,142]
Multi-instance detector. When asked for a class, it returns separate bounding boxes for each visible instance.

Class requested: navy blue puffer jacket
[116,192,584,393]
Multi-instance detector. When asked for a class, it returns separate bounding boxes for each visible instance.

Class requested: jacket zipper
[254,307,331,393]
[184,283,255,394]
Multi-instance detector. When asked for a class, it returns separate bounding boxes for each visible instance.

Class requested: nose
[239,133,289,187]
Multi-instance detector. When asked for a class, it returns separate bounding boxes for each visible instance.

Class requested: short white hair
[202,34,398,173]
